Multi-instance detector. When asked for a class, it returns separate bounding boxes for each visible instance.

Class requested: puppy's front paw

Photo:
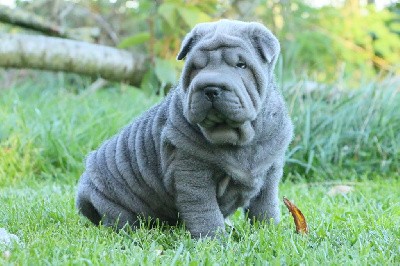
[182,211,225,239]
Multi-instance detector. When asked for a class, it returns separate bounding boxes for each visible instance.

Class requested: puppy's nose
[204,87,221,101]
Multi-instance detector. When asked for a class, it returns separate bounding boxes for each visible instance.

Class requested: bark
[0,33,148,86]
[0,4,72,38]
[0,4,101,42]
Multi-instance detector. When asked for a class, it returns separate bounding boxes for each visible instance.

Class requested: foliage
[6,0,399,92]
[124,0,399,88]
[124,0,216,94]
[257,0,400,81]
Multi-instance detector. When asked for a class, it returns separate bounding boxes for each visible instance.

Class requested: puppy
[76,20,293,238]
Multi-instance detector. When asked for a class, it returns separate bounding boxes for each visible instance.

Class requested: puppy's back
[76,93,179,226]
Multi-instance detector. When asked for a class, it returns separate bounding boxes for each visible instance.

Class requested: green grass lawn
[0,74,399,265]
[1,179,399,265]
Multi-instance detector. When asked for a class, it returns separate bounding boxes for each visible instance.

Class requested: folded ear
[177,33,195,60]
[249,23,280,67]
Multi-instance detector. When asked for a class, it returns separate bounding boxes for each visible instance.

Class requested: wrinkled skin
[76,20,293,238]
[179,21,279,146]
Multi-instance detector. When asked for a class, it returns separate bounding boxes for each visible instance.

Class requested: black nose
[204,87,221,101]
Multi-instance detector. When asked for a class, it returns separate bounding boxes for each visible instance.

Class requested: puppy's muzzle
[196,84,242,128]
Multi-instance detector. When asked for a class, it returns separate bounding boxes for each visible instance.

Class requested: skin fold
[76,20,293,238]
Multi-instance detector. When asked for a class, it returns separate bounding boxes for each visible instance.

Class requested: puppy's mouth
[195,109,255,145]
[198,110,244,129]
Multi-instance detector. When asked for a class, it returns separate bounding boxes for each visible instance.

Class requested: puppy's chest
[214,145,273,210]
[217,143,272,185]
[217,148,272,203]
[216,173,263,198]
[215,172,264,216]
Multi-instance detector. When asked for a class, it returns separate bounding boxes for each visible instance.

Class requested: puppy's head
[177,20,280,145]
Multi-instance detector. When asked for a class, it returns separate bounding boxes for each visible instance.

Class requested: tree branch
[0,33,148,86]
[0,5,71,38]
[0,4,101,42]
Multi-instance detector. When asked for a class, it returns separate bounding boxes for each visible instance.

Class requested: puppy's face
[177,20,280,145]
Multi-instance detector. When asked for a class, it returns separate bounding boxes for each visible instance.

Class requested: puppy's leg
[246,161,283,224]
[173,158,224,238]
[90,189,139,229]
[76,173,102,225]
[76,173,138,229]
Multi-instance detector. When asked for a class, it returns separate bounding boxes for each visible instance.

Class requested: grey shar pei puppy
[76,19,293,238]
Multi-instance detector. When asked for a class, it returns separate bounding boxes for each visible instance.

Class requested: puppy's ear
[177,34,195,60]
[249,23,280,66]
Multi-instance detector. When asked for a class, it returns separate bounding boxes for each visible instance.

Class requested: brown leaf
[283,197,308,234]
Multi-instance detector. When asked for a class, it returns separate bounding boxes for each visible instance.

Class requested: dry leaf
[283,197,308,234]
[328,185,354,196]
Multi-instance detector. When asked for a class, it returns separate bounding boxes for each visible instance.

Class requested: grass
[0,76,161,186]
[283,76,400,179]
[1,74,399,186]
[1,180,399,265]
[0,72,399,264]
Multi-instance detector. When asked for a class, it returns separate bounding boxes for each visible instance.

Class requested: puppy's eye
[236,62,247,69]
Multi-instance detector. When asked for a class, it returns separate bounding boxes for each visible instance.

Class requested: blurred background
[2,0,399,82]
[0,0,399,185]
